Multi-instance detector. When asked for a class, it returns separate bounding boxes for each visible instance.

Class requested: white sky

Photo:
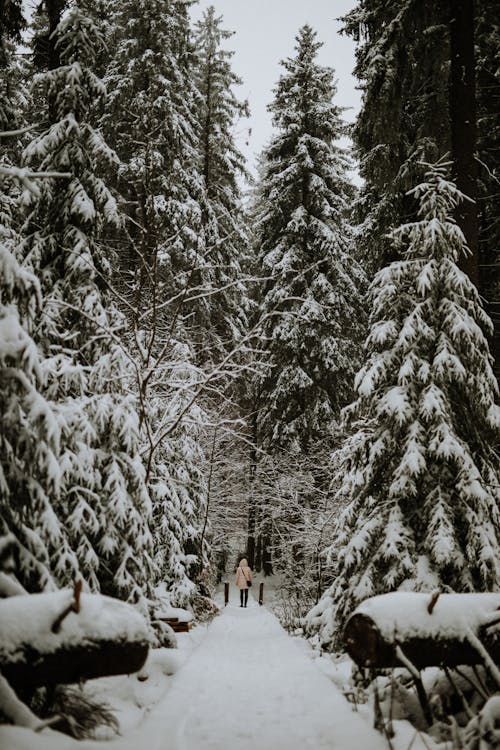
[190,0,359,178]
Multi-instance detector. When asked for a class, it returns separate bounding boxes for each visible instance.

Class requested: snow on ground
[0,592,440,750]
[114,594,388,750]
[0,626,206,750]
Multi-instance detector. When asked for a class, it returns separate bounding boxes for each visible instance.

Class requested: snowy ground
[1,592,441,750]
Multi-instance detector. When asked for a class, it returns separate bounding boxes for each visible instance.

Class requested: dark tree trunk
[46,0,66,70]
[246,507,256,569]
[262,532,273,576]
[450,0,479,286]
[3,641,148,691]
[254,530,262,572]
[246,412,258,569]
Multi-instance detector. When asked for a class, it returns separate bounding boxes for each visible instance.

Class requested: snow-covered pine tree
[0,3,67,592]
[0,213,63,591]
[476,0,500,375]
[102,0,205,318]
[21,2,155,605]
[306,164,500,649]
[0,0,28,234]
[101,0,219,605]
[253,25,366,453]
[192,6,249,358]
[341,1,450,272]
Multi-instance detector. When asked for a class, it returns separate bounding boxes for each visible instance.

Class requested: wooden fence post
[259,582,264,606]
[224,582,229,606]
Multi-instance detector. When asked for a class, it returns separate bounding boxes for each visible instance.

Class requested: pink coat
[235,561,253,590]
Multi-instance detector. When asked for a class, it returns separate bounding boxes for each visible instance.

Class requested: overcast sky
[191,0,359,178]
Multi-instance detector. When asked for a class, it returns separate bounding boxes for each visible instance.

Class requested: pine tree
[192,6,249,357]
[0,0,28,234]
[102,0,204,317]
[21,2,155,604]
[341,0,450,271]
[307,164,500,649]
[253,25,366,453]
[0,222,63,591]
[476,0,500,375]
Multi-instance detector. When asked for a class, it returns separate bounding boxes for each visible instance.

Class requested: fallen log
[344,592,500,671]
[0,589,149,692]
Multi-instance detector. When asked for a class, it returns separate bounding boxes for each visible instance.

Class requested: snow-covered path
[132,598,387,750]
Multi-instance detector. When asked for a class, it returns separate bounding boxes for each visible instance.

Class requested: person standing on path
[235,558,253,607]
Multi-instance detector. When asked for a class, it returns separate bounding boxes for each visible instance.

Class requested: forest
[0,0,499,749]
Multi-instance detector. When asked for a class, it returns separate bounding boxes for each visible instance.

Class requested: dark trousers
[240,588,248,606]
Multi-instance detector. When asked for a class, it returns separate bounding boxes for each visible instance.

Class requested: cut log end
[2,640,149,692]
[343,611,500,671]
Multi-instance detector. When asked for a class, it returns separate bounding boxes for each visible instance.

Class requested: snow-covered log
[344,592,500,670]
[0,590,149,691]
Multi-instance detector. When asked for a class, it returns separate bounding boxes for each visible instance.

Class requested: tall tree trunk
[246,412,258,568]
[262,529,273,576]
[254,531,262,572]
[450,0,479,286]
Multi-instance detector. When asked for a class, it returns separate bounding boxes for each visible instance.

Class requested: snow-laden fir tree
[102,0,205,318]
[0,213,64,591]
[341,0,450,272]
[20,2,156,605]
[476,0,500,373]
[101,0,219,604]
[0,0,28,235]
[306,164,500,649]
[192,6,249,357]
[253,25,366,453]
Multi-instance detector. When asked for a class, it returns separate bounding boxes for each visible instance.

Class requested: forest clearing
[0,0,499,748]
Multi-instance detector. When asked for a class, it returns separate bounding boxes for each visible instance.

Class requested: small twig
[453,665,489,702]
[443,667,474,720]
[395,646,432,726]
[34,715,62,732]
[51,580,83,633]
[0,125,40,138]
[471,665,490,698]
[466,628,500,689]
[427,590,441,614]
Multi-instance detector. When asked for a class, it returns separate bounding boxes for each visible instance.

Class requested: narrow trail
[131,596,387,750]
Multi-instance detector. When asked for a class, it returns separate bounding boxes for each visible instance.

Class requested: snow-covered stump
[343,592,500,671]
[0,589,150,693]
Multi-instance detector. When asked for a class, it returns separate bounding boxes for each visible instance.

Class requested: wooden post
[224,582,229,606]
[259,582,264,606]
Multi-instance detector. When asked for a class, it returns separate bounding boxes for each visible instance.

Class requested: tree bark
[450,0,479,286]
[3,641,148,692]
[344,601,500,670]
